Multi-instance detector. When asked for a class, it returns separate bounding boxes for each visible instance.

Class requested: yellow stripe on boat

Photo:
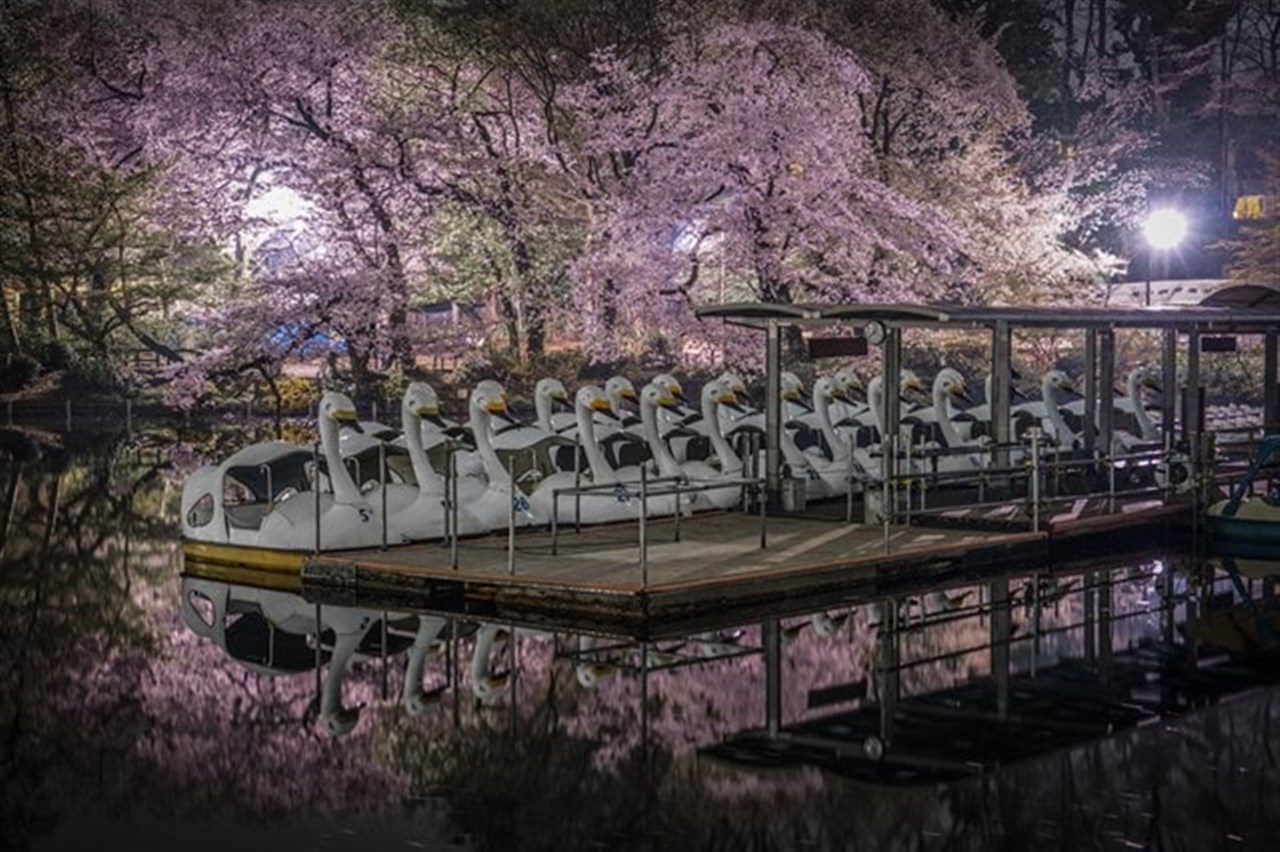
[181,540,309,573]
[180,561,304,593]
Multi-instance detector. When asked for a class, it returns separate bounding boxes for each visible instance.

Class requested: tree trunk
[0,283,21,354]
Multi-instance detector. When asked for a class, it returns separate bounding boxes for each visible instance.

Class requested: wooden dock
[295,496,1189,632]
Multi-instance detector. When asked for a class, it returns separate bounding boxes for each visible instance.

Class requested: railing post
[573,438,582,533]
[758,473,767,549]
[845,451,855,524]
[673,481,682,543]
[1106,453,1116,514]
[449,449,459,570]
[640,466,649,588]
[379,442,388,550]
[507,454,517,576]
[1029,428,1041,532]
[882,435,896,554]
[313,441,322,554]
[551,489,560,556]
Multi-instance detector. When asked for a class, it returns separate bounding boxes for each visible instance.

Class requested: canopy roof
[696,287,1280,333]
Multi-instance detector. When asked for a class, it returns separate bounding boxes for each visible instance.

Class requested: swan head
[652,372,686,404]
[814,376,846,403]
[936,368,972,404]
[576,661,615,689]
[577,385,615,418]
[704,375,742,410]
[320,391,361,430]
[719,370,748,397]
[605,375,638,407]
[1044,369,1077,398]
[471,382,508,416]
[536,377,570,408]
[901,371,929,404]
[781,371,804,401]
[1138,365,1162,392]
[404,381,445,425]
[321,704,361,736]
[833,368,865,401]
[641,381,680,412]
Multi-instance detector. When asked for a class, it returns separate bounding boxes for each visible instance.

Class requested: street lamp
[1141,208,1187,306]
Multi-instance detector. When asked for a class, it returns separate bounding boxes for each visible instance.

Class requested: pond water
[1,426,1278,851]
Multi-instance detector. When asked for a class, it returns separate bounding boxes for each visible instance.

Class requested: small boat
[1206,434,1280,545]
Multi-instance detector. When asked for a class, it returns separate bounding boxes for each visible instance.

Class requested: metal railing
[546,469,768,588]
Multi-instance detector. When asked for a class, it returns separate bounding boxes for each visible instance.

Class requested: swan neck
[403,405,443,493]
[535,392,552,433]
[1042,377,1073,444]
[469,403,510,488]
[935,382,964,447]
[321,416,364,504]
[814,385,849,461]
[576,403,613,482]
[868,378,887,440]
[641,398,680,477]
[703,393,741,472]
[1129,372,1155,438]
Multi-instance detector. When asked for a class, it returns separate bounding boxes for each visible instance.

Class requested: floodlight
[1142,208,1187,251]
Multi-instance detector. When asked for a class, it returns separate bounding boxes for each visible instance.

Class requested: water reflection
[2,427,1280,850]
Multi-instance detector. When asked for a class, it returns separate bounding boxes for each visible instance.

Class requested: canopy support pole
[1265,328,1279,434]
[765,319,782,503]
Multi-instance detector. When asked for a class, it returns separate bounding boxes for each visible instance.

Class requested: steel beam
[765,320,782,500]
[992,321,1012,471]
[1098,329,1115,455]
[1162,329,1178,446]
[1185,329,1202,444]
[1265,329,1279,433]
[1083,329,1098,454]
[882,328,902,490]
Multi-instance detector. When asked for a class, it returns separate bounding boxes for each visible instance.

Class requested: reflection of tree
[0,433,404,850]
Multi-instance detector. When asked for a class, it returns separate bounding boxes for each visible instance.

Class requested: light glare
[1142,208,1187,250]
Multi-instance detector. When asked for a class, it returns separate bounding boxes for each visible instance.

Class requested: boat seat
[683,435,712,462]
[224,503,270,530]
[615,441,653,470]
[554,444,589,474]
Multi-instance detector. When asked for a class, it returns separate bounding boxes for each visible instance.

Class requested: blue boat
[1207,434,1280,545]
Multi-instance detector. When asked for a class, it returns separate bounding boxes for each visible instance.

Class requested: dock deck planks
[303,513,1049,625]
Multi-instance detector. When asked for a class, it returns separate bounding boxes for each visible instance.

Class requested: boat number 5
[358,508,372,523]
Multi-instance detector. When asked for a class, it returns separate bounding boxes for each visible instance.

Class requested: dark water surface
[2,427,1278,851]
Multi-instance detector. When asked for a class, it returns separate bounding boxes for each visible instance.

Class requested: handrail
[547,470,768,587]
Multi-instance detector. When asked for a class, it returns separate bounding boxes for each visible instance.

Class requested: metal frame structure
[696,295,1280,505]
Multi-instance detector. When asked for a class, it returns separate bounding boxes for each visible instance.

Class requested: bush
[273,375,321,416]
[0,353,41,393]
[40,340,75,370]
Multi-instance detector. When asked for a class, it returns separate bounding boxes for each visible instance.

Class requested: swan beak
[952,386,974,404]
[669,386,685,401]
[620,388,638,401]
[1144,377,1162,391]
[590,398,613,413]
[415,404,440,418]
[783,389,801,401]
[332,408,361,430]
[485,400,508,414]
[657,394,680,410]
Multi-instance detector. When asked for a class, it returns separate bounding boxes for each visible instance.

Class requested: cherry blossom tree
[563,19,964,361]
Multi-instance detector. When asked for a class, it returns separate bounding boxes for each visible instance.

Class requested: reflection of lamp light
[1141,209,1187,306]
